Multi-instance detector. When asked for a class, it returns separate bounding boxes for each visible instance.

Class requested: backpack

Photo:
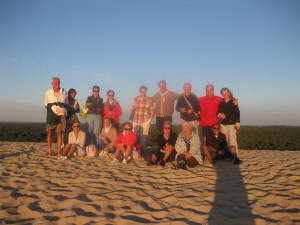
[86,144,98,157]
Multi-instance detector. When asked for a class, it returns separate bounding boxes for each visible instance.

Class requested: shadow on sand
[208,161,255,225]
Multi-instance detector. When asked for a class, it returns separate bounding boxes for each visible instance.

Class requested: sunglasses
[93,90,99,92]
[123,128,131,130]
[163,127,171,129]
[212,127,220,130]
[108,94,114,97]
[73,125,80,128]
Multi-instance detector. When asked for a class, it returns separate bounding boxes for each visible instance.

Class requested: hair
[139,85,147,92]
[220,87,233,99]
[93,85,100,91]
[158,80,166,86]
[182,122,192,130]
[163,120,172,128]
[205,84,214,91]
[103,117,112,124]
[183,82,192,89]
[68,88,77,95]
[122,121,133,130]
[107,90,115,96]
[72,119,80,126]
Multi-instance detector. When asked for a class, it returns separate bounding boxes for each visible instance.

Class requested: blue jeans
[97,138,116,153]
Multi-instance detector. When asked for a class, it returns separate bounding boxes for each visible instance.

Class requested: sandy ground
[0,142,299,225]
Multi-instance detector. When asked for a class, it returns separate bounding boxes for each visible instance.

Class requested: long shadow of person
[208,161,255,225]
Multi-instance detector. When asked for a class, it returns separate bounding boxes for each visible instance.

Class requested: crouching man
[202,123,242,164]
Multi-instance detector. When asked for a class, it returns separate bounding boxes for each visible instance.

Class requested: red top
[198,95,222,126]
[103,100,122,124]
[114,132,137,148]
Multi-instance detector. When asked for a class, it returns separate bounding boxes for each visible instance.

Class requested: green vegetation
[0,123,299,150]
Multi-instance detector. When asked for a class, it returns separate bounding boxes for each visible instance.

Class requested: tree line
[0,123,299,150]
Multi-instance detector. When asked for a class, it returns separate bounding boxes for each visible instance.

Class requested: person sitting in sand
[60,120,86,160]
[175,122,203,169]
[98,117,117,157]
[147,121,177,167]
[202,123,242,164]
[112,121,137,164]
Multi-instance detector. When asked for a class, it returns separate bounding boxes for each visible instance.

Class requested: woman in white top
[60,120,86,160]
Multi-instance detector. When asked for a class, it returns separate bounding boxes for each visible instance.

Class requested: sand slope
[0,142,299,225]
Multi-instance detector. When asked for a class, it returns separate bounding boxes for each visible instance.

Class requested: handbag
[79,105,89,119]
[129,110,135,121]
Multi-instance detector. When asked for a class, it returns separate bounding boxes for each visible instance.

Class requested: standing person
[103,90,122,131]
[175,122,203,168]
[85,85,103,145]
[176,82,200,133]
[151,80,179,134]
[217,87,240,154]
[198,84,223,145]
[131,86,155,155]
[113,121,138,164]
[44,77,68,156]
[64,88,80,144]
[60,120,86,160]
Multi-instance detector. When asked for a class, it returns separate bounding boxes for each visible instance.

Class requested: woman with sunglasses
[147,121,177,167]
[103,90,122,131]
[60,120,86,160]
[112,121,137,164]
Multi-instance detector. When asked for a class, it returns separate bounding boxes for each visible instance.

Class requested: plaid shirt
[133,96,154,123]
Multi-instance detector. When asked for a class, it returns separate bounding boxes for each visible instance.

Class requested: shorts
[46,123,64,132]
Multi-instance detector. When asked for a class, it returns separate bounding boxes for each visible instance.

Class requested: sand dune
[0,142,299,225]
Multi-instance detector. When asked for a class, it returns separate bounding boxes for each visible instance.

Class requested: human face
[221,90,230,99]
[103,119,110,128]
[52,78,60,91]
[206,85,214,98]
[211,125,220,134]
[93,89,99,97]
[107,93,114,100]
[182,124,192,136]
[183,84,191,95]
[163,125,171,134]
[72,123,80,130]
[123,126,132,134]
[70,92,76,98]
[140,88,147,97]
[159,82,167,93]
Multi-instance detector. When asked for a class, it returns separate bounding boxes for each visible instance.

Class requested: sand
[0,142,299,225]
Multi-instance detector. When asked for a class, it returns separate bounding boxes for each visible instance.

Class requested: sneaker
[233,158,242,164]
[58,155,64,160]
[112,158,119,163]
[61,156,68,160]
[122,158,128,164]
[160,160,166,167]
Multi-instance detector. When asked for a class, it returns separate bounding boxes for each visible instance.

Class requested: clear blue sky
[0,0,299,125]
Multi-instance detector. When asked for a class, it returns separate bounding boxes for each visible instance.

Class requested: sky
[0,0,299,125]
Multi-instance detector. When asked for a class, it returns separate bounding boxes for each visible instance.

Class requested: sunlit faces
[206,85,214,97]
[211,126,220,134]
[139,88,147,97]
[221,90,230,99]
[103,118,111,128]
[123,126,132,133]
[52,78,60,90]
[72,123,80,129]
[183,83,191,95]
[182,123,192,135]
[159,82,167,93]
[70,92,76,98]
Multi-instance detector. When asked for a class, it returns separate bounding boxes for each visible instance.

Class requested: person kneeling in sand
[202,123,242,164]
[175,122,203,169]
[112,121,137,164]
[60,120,86,160]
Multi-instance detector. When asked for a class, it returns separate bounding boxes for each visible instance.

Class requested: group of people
[44,77,242,167]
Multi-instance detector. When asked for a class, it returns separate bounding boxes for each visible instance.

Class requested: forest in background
[0,123,299,150]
